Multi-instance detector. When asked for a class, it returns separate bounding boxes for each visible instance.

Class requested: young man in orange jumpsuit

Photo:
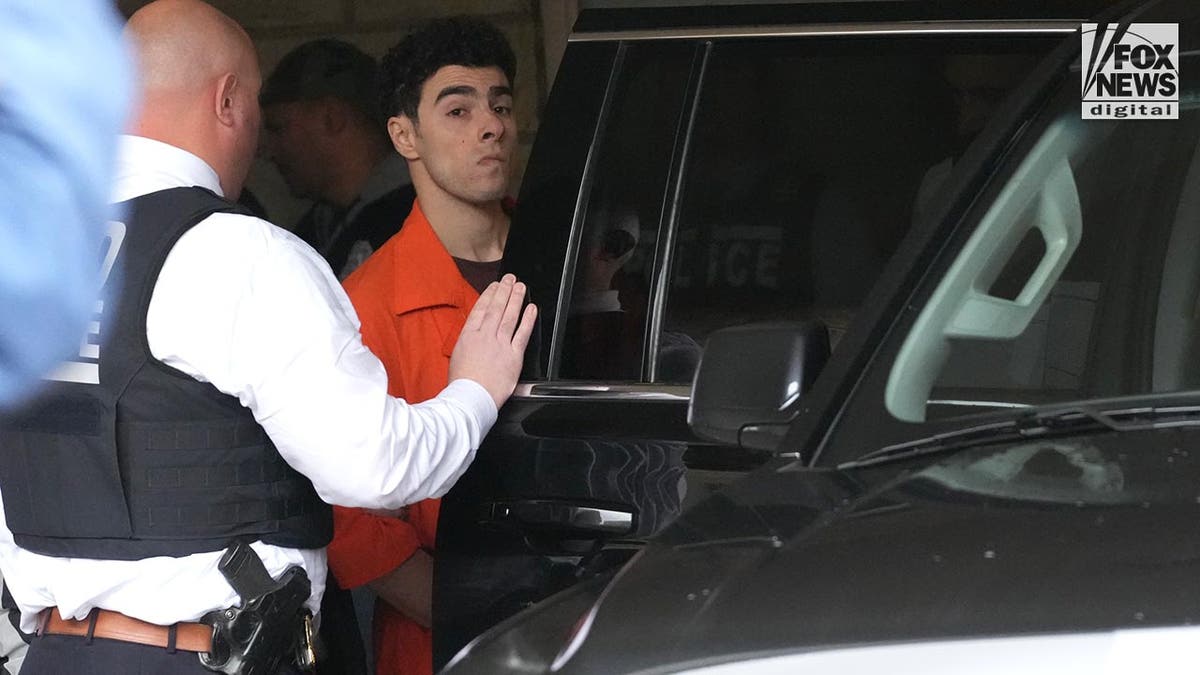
[329,18,519,675]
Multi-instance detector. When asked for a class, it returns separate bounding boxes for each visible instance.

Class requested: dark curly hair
[379,17,517,123]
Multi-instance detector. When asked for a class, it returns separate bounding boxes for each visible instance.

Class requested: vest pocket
[0,396,134,542]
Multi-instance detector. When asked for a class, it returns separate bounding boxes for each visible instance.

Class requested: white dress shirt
[0,135,497,632]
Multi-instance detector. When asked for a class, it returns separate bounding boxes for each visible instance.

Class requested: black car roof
[574,0,1125,33]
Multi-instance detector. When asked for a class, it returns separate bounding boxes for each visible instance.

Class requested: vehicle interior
[556,36,1060,385]
[887,57,1200,422]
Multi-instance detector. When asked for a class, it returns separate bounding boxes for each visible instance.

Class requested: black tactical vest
[0,187,333,560]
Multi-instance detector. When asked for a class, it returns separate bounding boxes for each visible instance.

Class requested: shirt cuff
[441,378,498,430]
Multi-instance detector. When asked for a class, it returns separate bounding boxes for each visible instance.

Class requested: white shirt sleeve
[146,212,496,508]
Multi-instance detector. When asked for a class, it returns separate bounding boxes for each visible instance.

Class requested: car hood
[556,428,1200,674]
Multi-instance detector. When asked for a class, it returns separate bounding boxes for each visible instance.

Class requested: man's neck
[420,188,509,263]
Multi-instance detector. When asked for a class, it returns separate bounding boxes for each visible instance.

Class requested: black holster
[199,541,315,675]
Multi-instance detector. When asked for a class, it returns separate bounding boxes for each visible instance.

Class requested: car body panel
[570,429,1200,673]
[671,627,1200,675]
[448,425,1200,673]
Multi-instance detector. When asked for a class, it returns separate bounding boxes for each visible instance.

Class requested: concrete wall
[118,0,579,230]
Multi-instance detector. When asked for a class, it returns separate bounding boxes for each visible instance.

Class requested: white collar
[110,135,224,203]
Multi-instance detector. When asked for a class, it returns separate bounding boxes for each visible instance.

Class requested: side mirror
[688,321,831,452]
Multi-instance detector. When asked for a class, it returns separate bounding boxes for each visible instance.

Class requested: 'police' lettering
[45,221,126,385]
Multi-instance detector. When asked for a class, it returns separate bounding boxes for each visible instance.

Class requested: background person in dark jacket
[261,38,416,279]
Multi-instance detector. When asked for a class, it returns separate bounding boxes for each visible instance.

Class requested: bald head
[125,0,262,198]
[127,0,253,94]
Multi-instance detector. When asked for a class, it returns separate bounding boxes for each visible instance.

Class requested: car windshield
[896,429,1200,507]
[884,32,1200,423]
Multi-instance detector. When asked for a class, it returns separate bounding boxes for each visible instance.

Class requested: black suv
[433,0,1121,666]
[439,0,1200,671]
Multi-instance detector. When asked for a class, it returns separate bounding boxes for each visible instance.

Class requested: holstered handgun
[199,540,316,675]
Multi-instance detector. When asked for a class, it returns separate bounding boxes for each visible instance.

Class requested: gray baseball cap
[260,38,380,120]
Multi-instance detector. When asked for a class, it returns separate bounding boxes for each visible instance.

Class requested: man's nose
[479,109,505,141]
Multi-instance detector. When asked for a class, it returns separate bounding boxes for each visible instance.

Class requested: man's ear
[387,115,419,160]
[215,73,239,127]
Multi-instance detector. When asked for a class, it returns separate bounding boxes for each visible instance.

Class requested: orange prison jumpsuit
[332,200,480,675]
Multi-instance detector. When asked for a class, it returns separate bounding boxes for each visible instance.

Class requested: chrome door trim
[569,21,1081,43]
[560,506,634,534]
[514,381,691,401]
[548,44,627,379]
[486,500,636,535]
[645,41,710,382]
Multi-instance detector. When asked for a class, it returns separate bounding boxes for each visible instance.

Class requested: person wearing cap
[261,38,415,280]
[913,52,1039,225]
[326,17,519,675]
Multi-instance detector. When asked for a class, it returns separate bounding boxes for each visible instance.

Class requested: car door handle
[483,499,635,536]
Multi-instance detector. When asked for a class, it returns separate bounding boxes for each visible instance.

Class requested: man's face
[403,65,516,205]
[261,100,328,200]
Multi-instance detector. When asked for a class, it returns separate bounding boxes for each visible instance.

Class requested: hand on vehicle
[449,274,537,410]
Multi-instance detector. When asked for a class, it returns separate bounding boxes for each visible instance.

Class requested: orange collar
[386,200,478,316]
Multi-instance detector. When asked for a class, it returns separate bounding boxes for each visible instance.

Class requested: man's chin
[428,174,510,206]
[466,184,510,205]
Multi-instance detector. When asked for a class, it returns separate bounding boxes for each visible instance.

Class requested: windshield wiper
[839,404,1200,470]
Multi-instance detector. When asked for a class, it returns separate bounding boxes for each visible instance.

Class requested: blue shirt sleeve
[0,0,133,406]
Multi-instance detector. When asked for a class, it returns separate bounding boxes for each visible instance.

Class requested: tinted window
[655,37,1055,383]
[508,41,618,379]
[557,42,696,380]
[556,36,1059,383]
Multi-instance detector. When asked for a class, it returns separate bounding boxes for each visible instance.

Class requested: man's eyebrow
[435,85,478,103]
[489,85,514,98]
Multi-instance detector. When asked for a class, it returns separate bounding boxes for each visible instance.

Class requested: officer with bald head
[125,0,261,198]
[0,1,535,673]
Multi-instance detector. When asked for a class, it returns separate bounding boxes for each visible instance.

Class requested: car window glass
[557,43,696,381]
[654,37,1053,384]
[883,54,1200,422]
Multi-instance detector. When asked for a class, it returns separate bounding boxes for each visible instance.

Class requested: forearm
[263,376,496,509]
[366,549,433,629]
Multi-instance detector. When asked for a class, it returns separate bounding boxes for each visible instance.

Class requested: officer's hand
[449,274,537,410]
